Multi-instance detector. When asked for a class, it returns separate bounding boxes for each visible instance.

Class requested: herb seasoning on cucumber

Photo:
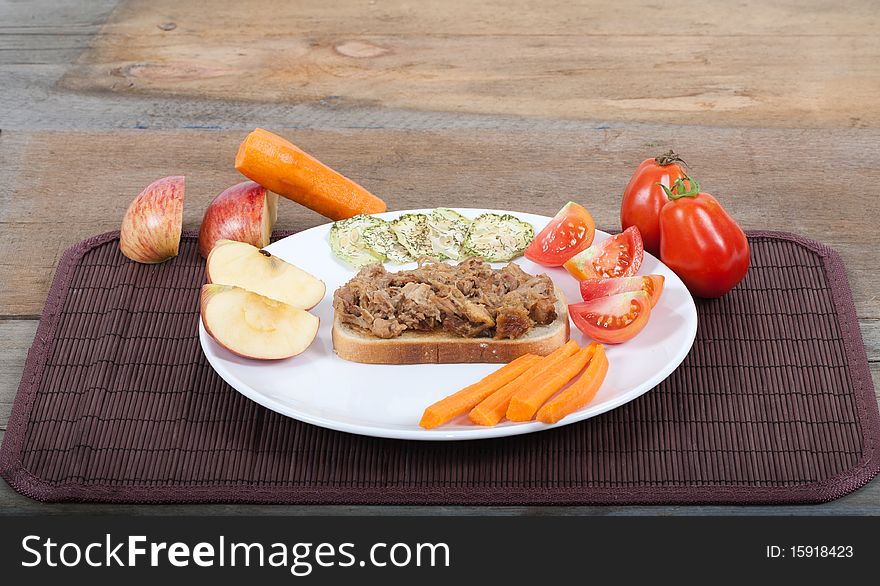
[329,215,385,268]
[463,213,534,262]
[363,222,413,264]
[329,209,533,268]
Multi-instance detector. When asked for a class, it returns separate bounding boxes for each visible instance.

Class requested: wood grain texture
[60,0,880,128]
[0,0,115,65]
[2,127,879,316]
[0,321,37,431]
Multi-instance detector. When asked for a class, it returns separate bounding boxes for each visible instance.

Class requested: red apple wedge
[198,181,279,258]
[119,176,185,263]
[200,284,319,360]
[206,239,325,310]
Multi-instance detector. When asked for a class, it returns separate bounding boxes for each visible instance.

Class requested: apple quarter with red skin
[206,239,326,310]
[200,284,319,360]
[119,176,185,263]
[198,181,279,258]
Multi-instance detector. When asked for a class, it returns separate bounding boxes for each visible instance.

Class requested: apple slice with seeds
[206,239,326,310]
[200,284,319,360]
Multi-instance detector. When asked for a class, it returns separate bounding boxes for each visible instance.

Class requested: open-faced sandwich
[332,257,569,364]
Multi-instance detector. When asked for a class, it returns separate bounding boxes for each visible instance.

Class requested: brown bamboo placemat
[1,230,878,504]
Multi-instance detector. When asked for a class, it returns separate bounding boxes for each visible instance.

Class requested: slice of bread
[332,288,569,364]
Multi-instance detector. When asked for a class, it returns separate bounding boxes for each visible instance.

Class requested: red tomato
[659,177,749,298]
[563,226,644,281]
[525,202,596,266]
[620,151,688,256]
[569,291,652,344]
[580,275,665,308]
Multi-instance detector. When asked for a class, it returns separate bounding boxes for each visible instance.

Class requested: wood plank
[0,0,116,28]
[0,0,520,134]
[0,0,125,132]
[0,321,37,430]
[0,0,116,64]
[2,127,879,316]
[59,0,880,128]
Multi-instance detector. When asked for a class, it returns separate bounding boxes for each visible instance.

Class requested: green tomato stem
[657,175,701,200]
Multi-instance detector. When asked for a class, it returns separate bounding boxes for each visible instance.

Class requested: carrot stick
[469,340,579,426]
[419,354,541,429]
[506,342,599,422]
[235,128,387,221]
[537,345,609,424]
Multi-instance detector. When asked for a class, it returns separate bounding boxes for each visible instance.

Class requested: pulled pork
[333,258,557,340]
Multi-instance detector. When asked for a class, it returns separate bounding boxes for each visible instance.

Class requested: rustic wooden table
[1,0,878,515]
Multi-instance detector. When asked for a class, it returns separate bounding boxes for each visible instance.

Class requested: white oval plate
[199,208,697,440]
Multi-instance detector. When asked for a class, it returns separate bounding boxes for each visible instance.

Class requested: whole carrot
[506,342,598,422]
[537,345,609,424]
[235,128,387,221]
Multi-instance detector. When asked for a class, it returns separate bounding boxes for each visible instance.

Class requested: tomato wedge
[563,226,644,280]
[569,290,652,344]
[525,202,596,267]
[580,275,665,308]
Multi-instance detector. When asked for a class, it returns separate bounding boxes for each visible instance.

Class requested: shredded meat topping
[333,258,557,339]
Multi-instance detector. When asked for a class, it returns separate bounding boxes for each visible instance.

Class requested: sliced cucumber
[331,209,534,267]
[329,214,385,267]
[427,208,472,260]
[463,213,534,262]
[390,213,436,258]
[363,222,413,264]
